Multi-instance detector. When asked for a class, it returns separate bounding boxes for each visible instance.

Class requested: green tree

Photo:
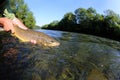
[9,0,36,29]
[48,20,59,29]
[74,7,96,23]
[41,20,59,30]
[103,10,120,39]
[91,14,104,34]
[41,24,49,29]
[74,7,98,33]
[58,12,76,31]
[104,10,120,29]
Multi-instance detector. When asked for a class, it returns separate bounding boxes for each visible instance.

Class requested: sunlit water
[0,30,120,80]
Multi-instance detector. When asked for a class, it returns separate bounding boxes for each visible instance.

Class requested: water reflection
[0,30,120,80]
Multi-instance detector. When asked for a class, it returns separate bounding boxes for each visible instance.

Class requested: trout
[3,9,60,46]
[12,25,60,47]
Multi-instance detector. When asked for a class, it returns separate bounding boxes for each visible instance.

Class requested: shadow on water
[0,30,120,80]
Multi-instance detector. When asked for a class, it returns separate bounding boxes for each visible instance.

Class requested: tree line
[41,7,120,41]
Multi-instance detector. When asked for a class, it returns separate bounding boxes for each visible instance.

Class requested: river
[0,30,120,80]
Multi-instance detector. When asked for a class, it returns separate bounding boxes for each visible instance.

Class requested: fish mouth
[44,42,60,47]
[49,42,60,47]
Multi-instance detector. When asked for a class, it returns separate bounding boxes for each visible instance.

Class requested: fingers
[30,40,37,44]
[3,24,14,33]
[0,17,28,33]
[1,18,14,33]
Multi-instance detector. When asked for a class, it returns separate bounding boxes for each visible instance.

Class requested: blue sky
[24,0,120,26]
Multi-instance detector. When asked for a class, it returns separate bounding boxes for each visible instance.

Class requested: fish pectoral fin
[19,39,26,42]
[11,33,16,37]
[18,38,30,42]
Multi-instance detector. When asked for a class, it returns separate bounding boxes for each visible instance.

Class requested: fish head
[37,37,60,47]
[43,39,60,47]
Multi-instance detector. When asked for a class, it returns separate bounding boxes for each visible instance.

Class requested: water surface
[0,30,120,80]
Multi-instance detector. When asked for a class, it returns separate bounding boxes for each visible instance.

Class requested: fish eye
[51,40,55,42]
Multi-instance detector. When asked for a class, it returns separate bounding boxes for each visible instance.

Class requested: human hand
[0,17,28,33]
[0,17,36,44]
[0,18,14,33]
[3,9,28,32]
